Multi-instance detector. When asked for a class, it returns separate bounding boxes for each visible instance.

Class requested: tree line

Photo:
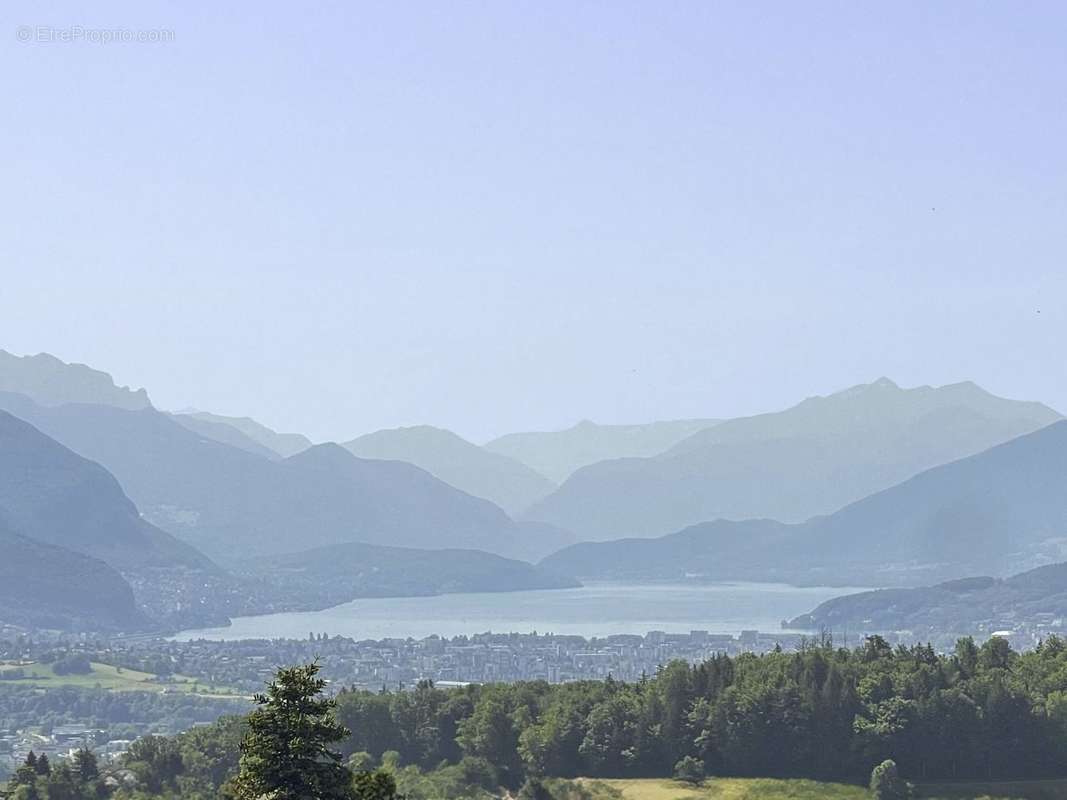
[11,634,1067,798]
[330,635,1067,785]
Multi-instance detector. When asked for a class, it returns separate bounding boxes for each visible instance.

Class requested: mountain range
[525,379,1061,541]
[168,412,283,460]
[0,349,150,410]
[172,410,313,458]
[6,348,1067,637]
[344,425,556,515]
[0,393,573,565]
[485,418,722,484]
[541,419,1067,587]
[0,402,580,631]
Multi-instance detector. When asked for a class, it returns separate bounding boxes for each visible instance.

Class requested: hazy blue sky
[2,2,1065,442]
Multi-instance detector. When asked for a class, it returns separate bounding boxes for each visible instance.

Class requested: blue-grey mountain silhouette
[0,410,232,629]
[0,393,572,565]
[526,379,1060,541]
[172,410,312,458]
[344,425,556,515]
[485,418,721,484]
[541,419,1067,587]
[0,349,150,410]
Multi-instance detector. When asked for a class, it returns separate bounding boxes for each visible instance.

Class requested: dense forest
[9,635,1067,799]
[327,635,1067,785]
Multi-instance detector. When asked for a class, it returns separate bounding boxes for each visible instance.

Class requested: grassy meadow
[0,659,240,696]
[572,777,870,800]
[914,778,1067,799]
[569,776,1067,800]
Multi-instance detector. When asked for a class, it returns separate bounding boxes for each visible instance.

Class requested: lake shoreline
[172,580,869,642]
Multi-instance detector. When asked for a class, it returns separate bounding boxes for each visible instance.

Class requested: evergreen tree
[11,752,38,787]
[230,662,354,800]
[33,754,50,776]
[11,783,41,800]
[72,748,99,783]
[44,764,82,800]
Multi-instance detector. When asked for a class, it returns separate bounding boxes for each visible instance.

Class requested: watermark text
[16,25,175,44]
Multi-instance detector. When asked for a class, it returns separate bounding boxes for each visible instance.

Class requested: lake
[173,581,865,641]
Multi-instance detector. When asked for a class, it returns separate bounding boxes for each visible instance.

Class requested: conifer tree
[230,662,354,800]
[73,748,99,783]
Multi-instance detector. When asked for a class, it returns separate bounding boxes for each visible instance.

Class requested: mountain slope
[540,519,794,582]
[790,418,1067,579]
[242,541,580,610]
[0,410,243,629]
[169,412,281,460]
[0,519,148,631]
[175,410,312,458]
[485,418,721,483]
[0,394,570,564]
[0,349,150,409]
[541,420,1067,587]
[790,561,1067,635]
[344,425,556,515]
[0,410,214,573]
[0,349,311,459]
[526,379,1061,540]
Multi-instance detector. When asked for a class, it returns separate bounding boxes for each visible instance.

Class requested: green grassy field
[580,778,870,800]
[914,778,1067,799]
[0,660,240,696]
[576,776,1067,800]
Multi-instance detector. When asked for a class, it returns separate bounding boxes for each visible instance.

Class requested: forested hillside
[0,522,146,631]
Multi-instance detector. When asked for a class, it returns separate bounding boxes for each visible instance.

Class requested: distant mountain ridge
[174,410,312,458]
[344,425,556,515]
[0,393,573,565]
[526,379,1061,540]
[541,419,1067,587]
[485,418,722,483]
[0,349,314,461]
[0,402,579,631]
[169,412,281,460]
[0,349,150,409]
